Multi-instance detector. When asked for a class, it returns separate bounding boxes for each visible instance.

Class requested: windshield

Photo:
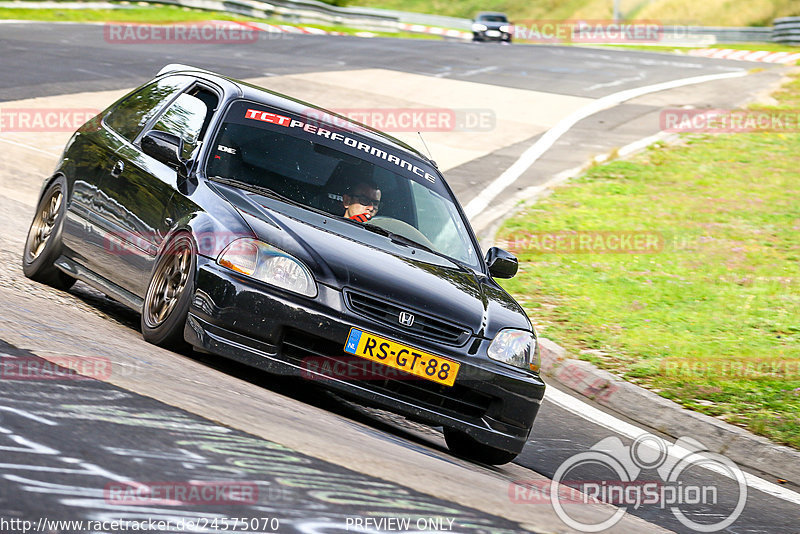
[206,100,481,269]
[478,14,508,22]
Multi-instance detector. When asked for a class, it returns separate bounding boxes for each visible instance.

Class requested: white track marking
[464,70,748,219]
[546,387,800,505]
[462,66,499,77]
[0,137,60,158]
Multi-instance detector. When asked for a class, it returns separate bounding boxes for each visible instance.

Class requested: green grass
[595,43,800,53]
[343,0,599,21]
[497,73,800,448]
[0,4,446,39]
[0,4,265,23]
[347,0,800,27]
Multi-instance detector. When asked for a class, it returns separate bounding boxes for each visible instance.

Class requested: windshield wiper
[361,223,437,255]
[360,224,472,271]
[208,176,301,207]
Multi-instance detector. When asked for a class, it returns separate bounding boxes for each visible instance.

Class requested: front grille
[282,329,491,420]
[345,290,470,345]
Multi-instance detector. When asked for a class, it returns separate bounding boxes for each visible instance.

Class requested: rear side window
[152,92,210,160]
[104,76,190,141]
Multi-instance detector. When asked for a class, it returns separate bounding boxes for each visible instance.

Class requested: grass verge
[0,3,442,39]
[595,43,800,54]
[0,4,268,23]
[497,70,800,448]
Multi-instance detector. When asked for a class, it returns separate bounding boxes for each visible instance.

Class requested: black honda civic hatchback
[23,65,545,464]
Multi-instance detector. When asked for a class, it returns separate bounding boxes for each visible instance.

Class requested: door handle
[110,160,124,178]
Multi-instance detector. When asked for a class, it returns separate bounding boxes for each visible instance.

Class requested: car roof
[157,64,434,167]
[475,12,508,18]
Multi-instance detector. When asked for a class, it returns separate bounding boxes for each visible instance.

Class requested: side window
[151,92,211,160]
[409,180,474,264]
[104,76,190,141]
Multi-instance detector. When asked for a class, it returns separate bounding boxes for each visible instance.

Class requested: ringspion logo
[510,434,747,532]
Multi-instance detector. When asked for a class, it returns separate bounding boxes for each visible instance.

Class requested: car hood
[481,20,508,29]
[210,182,530,339]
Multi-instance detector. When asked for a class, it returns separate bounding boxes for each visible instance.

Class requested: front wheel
[141,233,195,349]
[22,176,75,290]
[443,428,519,465]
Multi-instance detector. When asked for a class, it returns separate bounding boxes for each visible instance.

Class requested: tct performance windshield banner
[224,101,446,196]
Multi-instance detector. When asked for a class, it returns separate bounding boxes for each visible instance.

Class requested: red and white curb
[221,20,344,36]
[398,22,471,40]
[688,48,800,64]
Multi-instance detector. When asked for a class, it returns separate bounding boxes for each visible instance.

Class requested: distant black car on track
[472,12,513,43]
[22,65,545,464]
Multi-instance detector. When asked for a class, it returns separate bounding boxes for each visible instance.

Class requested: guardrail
[354,7,471,30]
[773,17,800,45]
[154,0,399,32]
[4,0,799,45]
[678,26,774,44]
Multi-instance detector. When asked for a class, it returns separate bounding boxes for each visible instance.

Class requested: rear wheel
[443,428,519,465]
[141,233,195,349]
[22,176,75,290]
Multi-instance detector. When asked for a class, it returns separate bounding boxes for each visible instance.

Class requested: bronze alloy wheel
[25,186,63,263]
[22,177,75,290]
[144,236,193,329]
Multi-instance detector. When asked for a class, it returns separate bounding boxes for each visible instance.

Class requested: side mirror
[141,130,185,171]
[485,247,518,279]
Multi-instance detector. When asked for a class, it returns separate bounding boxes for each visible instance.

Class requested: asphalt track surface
[1,22,799,533]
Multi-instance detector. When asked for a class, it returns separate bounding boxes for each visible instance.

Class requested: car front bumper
[473,30,512,41]
[185,260,546,453]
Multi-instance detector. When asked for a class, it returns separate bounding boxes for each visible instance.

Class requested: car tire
[22,175,76,290]
[141,232,195,349]
[443,428,519,465]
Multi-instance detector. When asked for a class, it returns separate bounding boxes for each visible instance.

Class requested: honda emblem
[398,311,415,327]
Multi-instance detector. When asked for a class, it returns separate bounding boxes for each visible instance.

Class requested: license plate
[486,30,501,37]
[343,328,460,387]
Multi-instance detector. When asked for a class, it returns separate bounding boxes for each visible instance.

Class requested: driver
[343,180,381,223]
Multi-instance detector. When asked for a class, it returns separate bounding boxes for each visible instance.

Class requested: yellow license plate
[343,328,460,387]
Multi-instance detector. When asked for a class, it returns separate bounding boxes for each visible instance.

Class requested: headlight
[217,238,317,298]
[500,24,511,33]
[472,23,488,32]
[488,329,540,372]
